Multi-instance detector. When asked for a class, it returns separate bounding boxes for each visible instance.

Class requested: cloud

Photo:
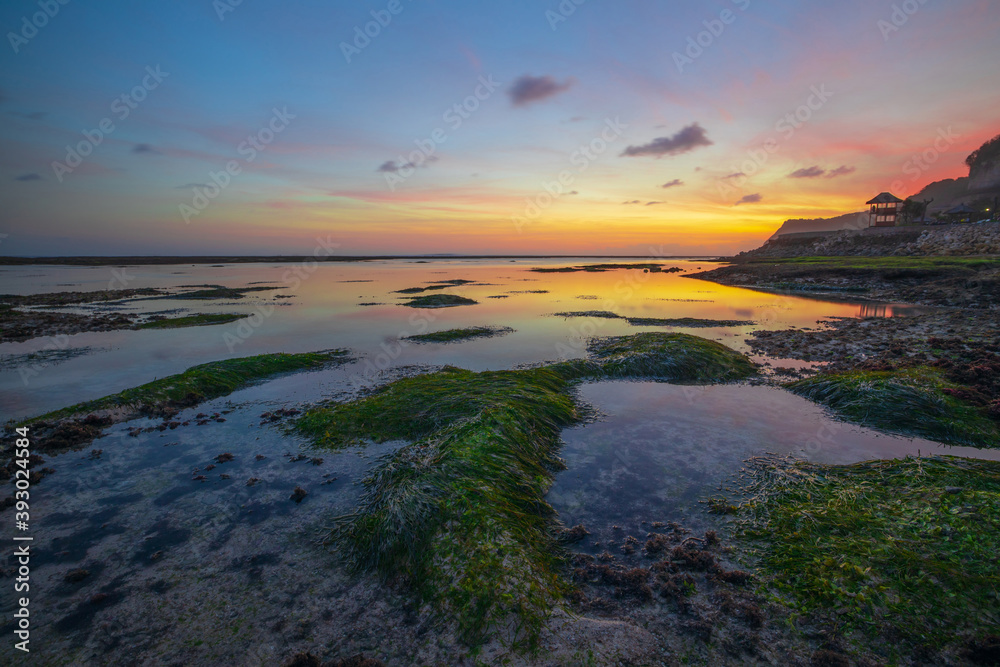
[622,200,642,205]
[734,193,763,206]
[788,165,825,179]
[825,165,856,178]
[645,201,662,206]
[508,75,574,107]
[15,173,42,181]
[722,172,745,180]
[621,123,712,158]
[564,116,586,124]
[661,179,684,189]
[568,190,579,195]
[132,143,161,155]
[377,160,403,173]
[377,156,439,173]
[174,182,210,189]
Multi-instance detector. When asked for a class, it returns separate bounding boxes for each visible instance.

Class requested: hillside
[740,221,1000,260]
[768,133,999,239]
[769,211,868,239]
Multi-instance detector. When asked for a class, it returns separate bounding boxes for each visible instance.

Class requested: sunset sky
[1,0,997,256]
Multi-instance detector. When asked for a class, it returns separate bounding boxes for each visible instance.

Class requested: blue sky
[1,0,997,255]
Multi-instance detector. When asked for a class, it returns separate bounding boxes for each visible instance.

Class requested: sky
[0,0,997,257]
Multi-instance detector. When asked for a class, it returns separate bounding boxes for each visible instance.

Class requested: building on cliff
[866,192,904,227]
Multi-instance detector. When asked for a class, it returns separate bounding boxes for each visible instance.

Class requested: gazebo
[866,192,904,227]
[943,204,976,223]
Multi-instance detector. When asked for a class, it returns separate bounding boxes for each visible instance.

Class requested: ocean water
[1,258,992,664]
[0,258,920,420]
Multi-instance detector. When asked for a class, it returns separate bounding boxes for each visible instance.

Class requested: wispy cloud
[132,143,161,155]
[377,156,439,173]
[621,123,712,158]
[722,172,745,180]
[734,193,762,205]
[645,201,662,206]
[825,165,856,178]
[661,179,684,189]
[508,75,574,107]
[788,165,825,178]
[15,173,42,181]
[788,164,857,179]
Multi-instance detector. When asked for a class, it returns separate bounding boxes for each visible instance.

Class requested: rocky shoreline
[689,256,1000,309]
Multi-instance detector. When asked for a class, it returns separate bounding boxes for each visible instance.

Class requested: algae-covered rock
[587,332,757,382]
[294,333,756,649]
[789,367,1000,447]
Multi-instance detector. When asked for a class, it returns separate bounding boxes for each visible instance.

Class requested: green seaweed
[551,311,622,319]
[735,455,1000,655]
[29,350,350,424]
[403,326,513,344]
[626,317,755,328]
[137,313,248,329]
[788,367,1000,447]
[401,294,478,308]
[168,285,281,300]
[587,332,758,382]
[297,366,580,649]
[294,333,757,650]
[531,263,672,273]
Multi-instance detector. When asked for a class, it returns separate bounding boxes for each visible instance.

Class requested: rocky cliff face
[740,222,1000,258]
[769,212,867,238]
[968,158,1000,194]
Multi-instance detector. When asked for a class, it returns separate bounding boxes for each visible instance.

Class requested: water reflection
[548,381,1000,556]
[0,259,928,420]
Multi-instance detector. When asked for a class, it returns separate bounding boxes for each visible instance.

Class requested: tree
[965,133,1000,171]
[898,197,931,225]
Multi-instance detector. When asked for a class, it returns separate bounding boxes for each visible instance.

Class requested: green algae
[400,294,478,308]
[294,333,757,650]
[626,317,755,328]
[551,310,622,319]
[531,263,673,273]
[788,367,1000,447]
[734,455,1000,657]
[403,326,513,344]
[552,312,755,328]
[28,350,351,425]
[168,285,281,300]
[587,332,758,382]
[137,313,248,329]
